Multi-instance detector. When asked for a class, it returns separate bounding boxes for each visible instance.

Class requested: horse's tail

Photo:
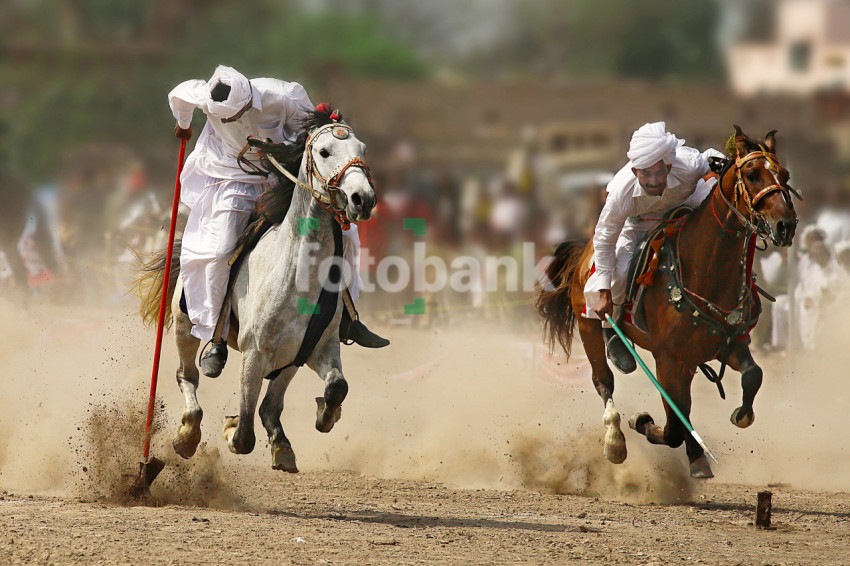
[133,238,182,328]
[535,238,588,359]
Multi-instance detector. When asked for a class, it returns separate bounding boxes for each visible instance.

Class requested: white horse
[138,108,376,472]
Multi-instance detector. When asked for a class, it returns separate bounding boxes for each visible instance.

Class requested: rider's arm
[675,146,727,187]
[593,182,631,291]
[168,79,207,129]
[251,79,314,130]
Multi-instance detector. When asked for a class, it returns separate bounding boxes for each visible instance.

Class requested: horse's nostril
[351,193,362,208]
[776,219,796,244]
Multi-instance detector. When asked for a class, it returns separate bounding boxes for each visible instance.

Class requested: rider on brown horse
[537,125,798,477]
[584,122,724,373]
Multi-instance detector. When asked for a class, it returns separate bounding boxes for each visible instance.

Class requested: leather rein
[238,121,374,230]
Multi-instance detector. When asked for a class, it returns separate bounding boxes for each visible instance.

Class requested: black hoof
[628,412,654,433]
[690,454,714,479]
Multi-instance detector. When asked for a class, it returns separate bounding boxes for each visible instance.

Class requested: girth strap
[280,220,344,372]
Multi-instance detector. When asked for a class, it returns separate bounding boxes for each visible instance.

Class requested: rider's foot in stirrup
[603,328,636,374]
[340,310,389,349]
[201,340,228,377]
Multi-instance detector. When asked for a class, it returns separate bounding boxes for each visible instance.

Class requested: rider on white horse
[584,122,724,373]
[169,65,387,377]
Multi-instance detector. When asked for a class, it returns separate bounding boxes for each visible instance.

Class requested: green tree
[0,0,425,179]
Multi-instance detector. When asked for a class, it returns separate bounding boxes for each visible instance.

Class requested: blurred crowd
[5,121,850,355]
[755,185,850,354]
[0,150,168,303]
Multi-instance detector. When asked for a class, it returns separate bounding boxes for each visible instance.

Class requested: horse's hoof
[222,415,239,453]
[272,442,299,473]
[172,410,202,459]
[315,397,342,433]
[173,427,201,459]
[603,429,627,464]
[730,407,755,429]
[602,400,627,464]
[689,454,714,479]
[628,412,654,433]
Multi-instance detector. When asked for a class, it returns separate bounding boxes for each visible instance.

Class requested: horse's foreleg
[577,318,626,464]
[173,310,203,459]
[308,342,348,433]
[632,356,712,478]
[726,342,762,429]
[258,366,299,472]
[223,352,266,455]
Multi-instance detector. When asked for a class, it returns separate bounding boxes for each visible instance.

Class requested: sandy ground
[1,298,849,564]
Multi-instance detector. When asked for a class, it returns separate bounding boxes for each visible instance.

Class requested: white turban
[206,65,252,119]
[627,122,684,170]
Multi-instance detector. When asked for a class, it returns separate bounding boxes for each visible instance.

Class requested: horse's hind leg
[726,342,762,429]
[173,309,203,459]
[577,317,626,464]
[223,352,266,454]
[258,367,299,472]
[309,344,348,433]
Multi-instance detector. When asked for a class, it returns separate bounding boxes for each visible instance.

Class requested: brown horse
[536,127,798,478]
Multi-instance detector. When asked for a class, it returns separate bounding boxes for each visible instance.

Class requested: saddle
[623,205,694,333]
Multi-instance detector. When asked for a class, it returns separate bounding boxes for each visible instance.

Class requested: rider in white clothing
[584,122,724,372]
[170,66,386,377]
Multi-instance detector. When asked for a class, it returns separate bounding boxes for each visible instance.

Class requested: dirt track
[1,302,849,564]
[1,472,849,565]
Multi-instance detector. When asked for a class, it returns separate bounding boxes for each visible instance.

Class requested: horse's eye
[746,171,760,183]
[319,149,330,158]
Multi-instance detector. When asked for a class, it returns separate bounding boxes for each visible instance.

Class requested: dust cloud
[0,300,240,508]
[1,297,848,507]
[76,397,242,508]
[510,426,692,503]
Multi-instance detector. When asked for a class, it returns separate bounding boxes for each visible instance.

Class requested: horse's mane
[255,106,340,224]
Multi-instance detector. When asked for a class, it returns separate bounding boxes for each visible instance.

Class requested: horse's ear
[765,129,778,154]
[732,124,749,158]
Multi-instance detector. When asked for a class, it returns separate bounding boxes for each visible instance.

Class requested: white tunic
[169,78,314,208]
[583,146,723,318]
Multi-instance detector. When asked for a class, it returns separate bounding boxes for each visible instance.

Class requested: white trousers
[583,178,714,324]
[181,178,262,342]
[583,222,648,324]
[180,177,362,342]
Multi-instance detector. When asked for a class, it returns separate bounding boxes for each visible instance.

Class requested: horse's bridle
[241,121,374,230]
[715,147,800,239]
